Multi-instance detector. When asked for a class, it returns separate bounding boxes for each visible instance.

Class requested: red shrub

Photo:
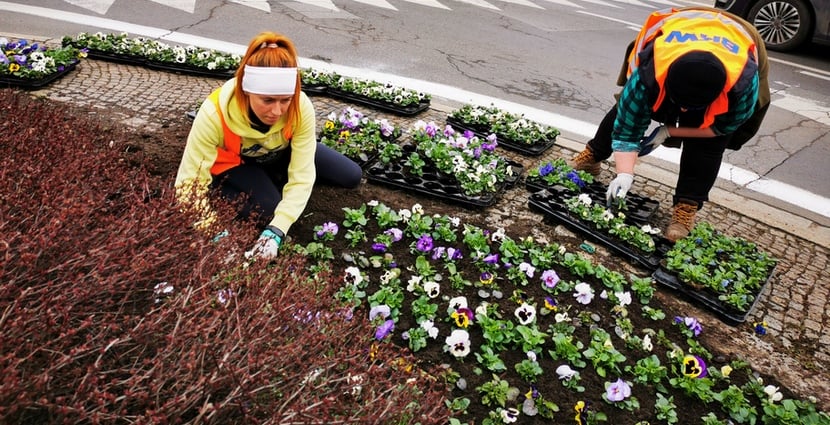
[0,89,449,424]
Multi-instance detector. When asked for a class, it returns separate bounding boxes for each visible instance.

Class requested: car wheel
[748,0,813,51]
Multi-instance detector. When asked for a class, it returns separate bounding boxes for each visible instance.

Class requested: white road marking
[576,10,640,27]
[228,0,271,12]
[3,1,828,219]
[400,0,452,9]
[495,0,546,9]
[148,0,196,13]
[62,0,114,14]
[771,92,830,126]
[353,0,399,10]
[536,0,583,8]
[454,0,501,10]
[290,0,340,11]
[799,70,830,82]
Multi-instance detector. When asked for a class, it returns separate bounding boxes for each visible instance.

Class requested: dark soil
[5,88,818,424]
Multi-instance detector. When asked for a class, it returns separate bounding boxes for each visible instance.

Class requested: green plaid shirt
[612,68,759,152]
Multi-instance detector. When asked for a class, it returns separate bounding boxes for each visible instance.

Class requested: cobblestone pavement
[14,36,830,410]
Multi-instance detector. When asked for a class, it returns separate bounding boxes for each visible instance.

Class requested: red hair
[234,32,302,140]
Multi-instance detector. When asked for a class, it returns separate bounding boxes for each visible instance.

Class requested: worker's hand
[606,173,634,206]
[639,125,671,157]
[247,226,284,261]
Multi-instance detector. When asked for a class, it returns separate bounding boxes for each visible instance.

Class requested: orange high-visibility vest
[626,8,758,128]
[208,88,242,176]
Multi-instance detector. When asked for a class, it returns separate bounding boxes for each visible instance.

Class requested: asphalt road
[2,0,828,224]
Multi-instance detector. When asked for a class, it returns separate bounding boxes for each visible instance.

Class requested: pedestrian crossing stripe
[60,0,706,15]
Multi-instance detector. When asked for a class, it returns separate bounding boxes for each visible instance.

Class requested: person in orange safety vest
[175,32,362,260]
[568,6,770,242]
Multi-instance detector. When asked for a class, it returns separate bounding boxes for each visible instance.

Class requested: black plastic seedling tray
[327,89,430,117]
[652,263,776,326]
[366,156,523,208]
[525,180,660,225]
[528,191,672,271]
[445,116,556,156]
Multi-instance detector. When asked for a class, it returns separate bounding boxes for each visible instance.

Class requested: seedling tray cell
[145,61,236,79]
[366,159,523,208]
[528,191,672,271]
[524,181,660,225]
[652,264,776,326]
[446,116,556,156]
[327,89,430,116]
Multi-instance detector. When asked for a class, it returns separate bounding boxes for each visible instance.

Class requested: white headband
[242,65,298,95]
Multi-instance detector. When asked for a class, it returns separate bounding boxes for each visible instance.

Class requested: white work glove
[606,173,634,205]
[639,125,670,157]
[246,226,284,261]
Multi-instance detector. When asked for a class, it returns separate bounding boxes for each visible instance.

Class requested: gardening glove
[247,226,284,261]
[638,125,670,157]
[606,173,634,206]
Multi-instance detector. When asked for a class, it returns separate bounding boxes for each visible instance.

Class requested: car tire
[748,0,813,51]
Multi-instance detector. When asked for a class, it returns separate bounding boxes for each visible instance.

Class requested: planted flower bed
[654,222,777,325]
[0,37,83,89]
[366,121,522,208]
[61,32,240,78]
[446,104,559,156]
[319,106,402,168]
[289,199,826,424]
[528,190,672,271]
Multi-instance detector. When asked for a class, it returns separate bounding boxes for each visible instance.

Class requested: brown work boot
[568,148,601,177]
[666,200,698,242]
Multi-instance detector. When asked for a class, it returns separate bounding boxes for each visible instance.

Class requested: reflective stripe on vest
[626,8,758,128]
[208,88,243,176]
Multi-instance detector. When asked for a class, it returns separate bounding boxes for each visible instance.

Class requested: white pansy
[642,334,653,352]
[615,291,632,306]
[556,364,578,380]
[444,329,471,358]
[573,282,594,305]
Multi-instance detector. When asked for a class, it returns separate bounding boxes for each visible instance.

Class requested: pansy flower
[369,304,391,321]
[315,221,339,239]
[344,266,364,286]
[499,407,519,423]
[605,378,632,402]
[444,329,471,358]
[375,319,394,341]
[674,316,703,337]
[423,281,440,298]
[518,262,536,278]
[541,269,560,288]
[416,234,434,252]
[763,385,783,403]
[682,354,708,378]
[384,227,403,242]
[514,303,536,325]
[483,253,500,265]
[573,282,594,305]
[451,308,474,328]
[556,364,578,380]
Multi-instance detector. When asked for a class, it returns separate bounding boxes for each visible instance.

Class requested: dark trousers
[586,106,729,208]
[212,142,362,227]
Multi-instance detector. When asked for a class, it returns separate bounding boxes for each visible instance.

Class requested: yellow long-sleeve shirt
[174,79,317,234]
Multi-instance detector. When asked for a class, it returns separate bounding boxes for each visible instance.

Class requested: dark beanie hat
[665,51,727,108]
